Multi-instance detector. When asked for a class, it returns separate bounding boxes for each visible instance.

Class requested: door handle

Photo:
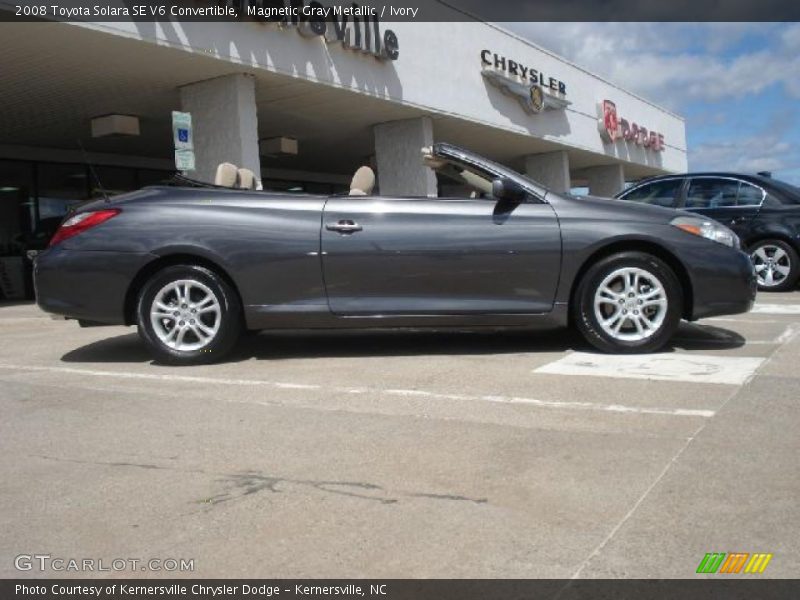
[326,219,363,234]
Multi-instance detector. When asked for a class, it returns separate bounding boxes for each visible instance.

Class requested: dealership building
[0,4,687,299]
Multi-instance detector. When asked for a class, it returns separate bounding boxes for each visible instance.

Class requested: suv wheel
[749,239,799,292]
[136,264,242,365]
[573,252,682,353]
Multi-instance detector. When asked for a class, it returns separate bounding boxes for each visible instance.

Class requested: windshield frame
[431,143,548,203]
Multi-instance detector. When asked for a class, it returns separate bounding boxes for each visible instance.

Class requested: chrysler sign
[480,50,570,114]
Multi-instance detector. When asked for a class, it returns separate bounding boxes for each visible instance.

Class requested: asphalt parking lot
[1,293,799,579]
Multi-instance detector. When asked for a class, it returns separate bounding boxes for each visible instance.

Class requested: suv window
[685,178,739,209]
[620,179,682,207]
[737,182,765,206]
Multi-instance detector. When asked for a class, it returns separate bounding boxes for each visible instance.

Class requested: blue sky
[503,23,800,184]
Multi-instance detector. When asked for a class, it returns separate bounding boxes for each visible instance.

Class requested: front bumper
[688,245,757,320]
[34,247,156,325]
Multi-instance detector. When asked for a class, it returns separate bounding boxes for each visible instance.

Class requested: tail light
[48,209,121,247]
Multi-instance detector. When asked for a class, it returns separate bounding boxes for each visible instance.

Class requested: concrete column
[179,74,261,184]
[585,164,625,197]
[374,117,437,197]
[524,151,571,194]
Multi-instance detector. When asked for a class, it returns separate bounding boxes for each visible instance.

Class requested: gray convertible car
[35,143,756,364]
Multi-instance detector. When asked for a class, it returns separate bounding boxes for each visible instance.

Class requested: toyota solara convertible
[35,143,757,365]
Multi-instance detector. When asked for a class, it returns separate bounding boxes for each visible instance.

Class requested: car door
[681,177,764,236]
[320,195,561,316]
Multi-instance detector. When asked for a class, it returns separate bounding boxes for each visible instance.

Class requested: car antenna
[77,139,110,203]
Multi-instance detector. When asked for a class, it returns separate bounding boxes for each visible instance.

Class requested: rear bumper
[689,246,757,320]
[34,247,156,324]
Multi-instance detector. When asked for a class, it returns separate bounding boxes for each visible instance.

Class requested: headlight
[670,216,740,249]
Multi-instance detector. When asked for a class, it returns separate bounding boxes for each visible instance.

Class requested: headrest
[238,168,256,190]
[350,166,375,196]
[215,162,239,188]
[421,145,446,169]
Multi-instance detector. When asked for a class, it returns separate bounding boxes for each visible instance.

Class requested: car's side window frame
[433,160,540,204]
[620,176,685,208]
[431,146,547,204]
[736,180,768,208]
[680,176,766,210]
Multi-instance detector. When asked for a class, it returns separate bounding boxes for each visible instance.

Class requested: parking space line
[534,353,764,385]
[750,303,800,315]
[766,324,798,345]
[569,428,699,580]
[688,324,799,346]
[381,388,714,417]
[706,317,784,324]
[568,307,793,580]
[0,363,715,418]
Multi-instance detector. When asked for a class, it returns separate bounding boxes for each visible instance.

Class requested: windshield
[431,143,548,201]
[428,159,494,198]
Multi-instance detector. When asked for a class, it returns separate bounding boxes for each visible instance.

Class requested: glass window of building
[0,160,35,258]
[0,160,173,300]
[37,163,89,226]
[0,160,36,299]
[92,165,137,198]
[138,169,175,187]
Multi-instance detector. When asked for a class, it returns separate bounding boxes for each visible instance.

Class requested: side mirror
[492,177,527,203]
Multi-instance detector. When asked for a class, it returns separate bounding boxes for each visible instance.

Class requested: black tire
[748,239,800,292]
[136,264,242,365]
[572,251,683,353]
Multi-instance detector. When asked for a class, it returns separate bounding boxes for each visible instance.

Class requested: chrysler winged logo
[482,67,570,115]
[529,85,544,113]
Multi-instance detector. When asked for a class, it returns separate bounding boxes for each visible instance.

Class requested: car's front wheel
[749,239,799,292]
[573,252,682,353]
[136,264,242,365]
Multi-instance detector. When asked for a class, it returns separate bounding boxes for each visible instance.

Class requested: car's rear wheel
[573,252,682,353]
[136,264,241,365]
[749,239,799,292]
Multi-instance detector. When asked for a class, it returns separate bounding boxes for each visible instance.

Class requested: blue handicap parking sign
[177,128,189,143]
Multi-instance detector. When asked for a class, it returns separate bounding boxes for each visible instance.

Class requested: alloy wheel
[593,267,668,342]
[149,279,221,351]
[751,244,791,288]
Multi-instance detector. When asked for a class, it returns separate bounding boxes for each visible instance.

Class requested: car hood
[550,193,684,223]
